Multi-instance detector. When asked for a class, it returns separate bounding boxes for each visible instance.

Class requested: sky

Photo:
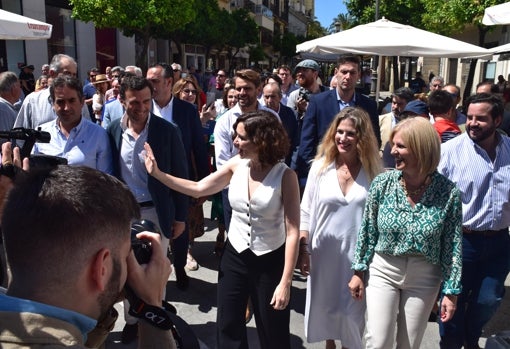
[315,1,348,29]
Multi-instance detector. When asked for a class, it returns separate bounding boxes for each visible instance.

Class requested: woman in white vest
[143,110,300,349]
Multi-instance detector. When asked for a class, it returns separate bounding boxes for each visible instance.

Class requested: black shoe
[175,268,189,290]
[121,323,138,344]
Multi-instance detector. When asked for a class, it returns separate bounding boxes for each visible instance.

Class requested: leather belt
[139,201,154,208]
[462,227,508,237]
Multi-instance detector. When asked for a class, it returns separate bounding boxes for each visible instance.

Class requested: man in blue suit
[295,54,381,189]
[262,82,298,166]
[146,63,209,289]
[107,75,188,343]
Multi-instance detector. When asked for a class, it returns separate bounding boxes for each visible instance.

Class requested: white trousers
[124,206,170,325]
[365,253,441,349]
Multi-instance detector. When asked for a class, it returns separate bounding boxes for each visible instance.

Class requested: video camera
[0,127,67,171]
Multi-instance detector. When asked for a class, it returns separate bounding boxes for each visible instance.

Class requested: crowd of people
[0,52,508,349]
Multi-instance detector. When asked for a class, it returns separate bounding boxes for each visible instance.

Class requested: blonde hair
[390,117,440,175]
[315,107,382,182]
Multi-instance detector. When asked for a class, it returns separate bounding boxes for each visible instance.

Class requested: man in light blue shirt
[32,76,112,174]
[438,93,510,349]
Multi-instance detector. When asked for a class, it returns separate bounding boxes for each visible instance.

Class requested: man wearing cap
[18,64,35,96]
[286,59,327,118]
[295,54,380,189]
[14,54,91,130]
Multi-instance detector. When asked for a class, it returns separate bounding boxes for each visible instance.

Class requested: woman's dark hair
[233,110,289,166]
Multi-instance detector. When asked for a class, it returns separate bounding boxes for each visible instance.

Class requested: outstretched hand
[143,142,159,177]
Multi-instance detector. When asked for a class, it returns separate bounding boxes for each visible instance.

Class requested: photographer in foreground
[0,146,176,348]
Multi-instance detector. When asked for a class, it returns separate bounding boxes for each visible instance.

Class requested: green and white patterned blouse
[352,170,462,294]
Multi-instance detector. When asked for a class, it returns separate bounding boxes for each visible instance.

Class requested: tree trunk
[135,32,149,73]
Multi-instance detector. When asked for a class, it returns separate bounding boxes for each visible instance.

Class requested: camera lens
[130,219,160,264]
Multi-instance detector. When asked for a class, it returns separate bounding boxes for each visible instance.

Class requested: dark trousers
[171,227,189,271]
[440,230,510,348]
[216,241,291,349]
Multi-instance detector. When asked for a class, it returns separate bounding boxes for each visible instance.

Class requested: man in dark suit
[107,76,188,343]
[146,63,209,288]
[295,54,381,189]
[262,82,298,166]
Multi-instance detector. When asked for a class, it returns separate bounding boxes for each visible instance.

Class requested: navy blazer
[108,114,189,239]
[170,98,210,180]
[278,103,299,167]
[295,89,380,186]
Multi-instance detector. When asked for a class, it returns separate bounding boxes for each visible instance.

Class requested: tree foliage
[345,0,425,26]
[328,13,355,34]
[69,0,196,70]
[307,18,327,39]
[225,8,259,70]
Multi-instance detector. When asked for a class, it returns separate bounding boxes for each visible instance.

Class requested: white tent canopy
[490,42,510,54]
[482,2,510,26]
[296,18,491,59]
[0,9,52,40]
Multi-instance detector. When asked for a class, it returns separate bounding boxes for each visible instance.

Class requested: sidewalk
[106,200,509,349]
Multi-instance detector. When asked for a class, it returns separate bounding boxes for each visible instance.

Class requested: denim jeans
[439,230,510,348]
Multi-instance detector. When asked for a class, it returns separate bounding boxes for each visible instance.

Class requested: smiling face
[226,88,238,109]
[391,130,419,174]
[121,87,152,125]
[466,102,501,145]
[235,78,259,112]
[233,122,257,159]
[179,82,198,104]
[334,118,358,156]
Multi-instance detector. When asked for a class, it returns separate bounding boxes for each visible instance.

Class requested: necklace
[400,176,429,197]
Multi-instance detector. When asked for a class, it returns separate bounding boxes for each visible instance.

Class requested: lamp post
[334,21,341,33]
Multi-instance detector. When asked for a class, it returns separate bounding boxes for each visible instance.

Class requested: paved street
[106,200,510,349]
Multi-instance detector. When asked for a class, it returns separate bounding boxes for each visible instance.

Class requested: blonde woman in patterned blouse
[348,117,462,349]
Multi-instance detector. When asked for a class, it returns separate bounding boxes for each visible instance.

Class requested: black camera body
[298,87,310,102]
[130,219,160,264]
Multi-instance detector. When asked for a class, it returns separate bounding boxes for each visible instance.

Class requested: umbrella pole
[375,55,382,102]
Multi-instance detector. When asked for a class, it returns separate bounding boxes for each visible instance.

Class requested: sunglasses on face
[182,89,198,95]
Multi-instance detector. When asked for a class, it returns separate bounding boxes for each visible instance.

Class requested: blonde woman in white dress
[298,107,382,349]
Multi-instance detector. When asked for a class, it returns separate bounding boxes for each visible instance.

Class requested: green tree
[421,0,506,101]
[307,18,327,39]
[69,0,196,70]
[328,13,355,33]
[169,0,233,66]
[225,8,259,71]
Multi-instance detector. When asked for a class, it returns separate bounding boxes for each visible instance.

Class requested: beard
[466,123,497,144]
[97,257,122,317]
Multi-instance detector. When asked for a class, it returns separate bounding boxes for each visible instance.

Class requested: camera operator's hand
[126,232,171,306]
[1,142,29,172]
[296,97,308,115]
